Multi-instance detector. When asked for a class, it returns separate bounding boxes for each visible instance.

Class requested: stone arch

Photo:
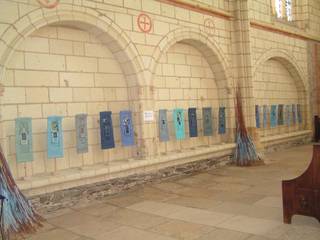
[0,4,145,86]
[253,48,310,129]
[253,49,308,95]
[150,28,235,147]
[150,28,232,94]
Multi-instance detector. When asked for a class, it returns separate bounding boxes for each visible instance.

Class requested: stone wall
[0,0,318,194]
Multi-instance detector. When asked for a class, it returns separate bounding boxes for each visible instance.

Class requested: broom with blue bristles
[234,86,263,166]
[0,144,43,237]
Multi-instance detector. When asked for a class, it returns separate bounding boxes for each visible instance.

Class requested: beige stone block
[1,105,17,120]
[60,72,94,87]
[116,88,129,101]
[67,103,87,116]
[32,119,46,133]
[32,152,46,175]
[175,7,190,21]
[87,102,108,115]
[109,101,129,112]
[175,65,191,77]
[124,0,141,10]
[18,36,49,53]
[165,77,180,88]
[158,88,170,100]
[64,131,75,148]
[142,0,160,14]
[190,78,201,88]
[90,88,104,102]
[180,78,190,88]
[32,133,46,152]
[18,104,42,118]
[57,27,90,42]
[187,55,202,66]
[170,89,183,100]
[7,51,24,69]
[49,39,73,55]
[3,87,25,104]
[73,88,92,102]
[160,3,175,17]
[31,26,57,38]
[15,70,59,87]
[68,148,82,168]
[25,53,65,71]
[153,21,170,35]
[98,59,122,73]
[49,88,73,102]
[66,56,97,72]
[115,13,133,31]
[167,53,186,64]
[42,103,67,117]
[162,64,175,76]
[104,88,117,101]
[128,32,146,45]
[0,1,19,23]
[73,42,85,56]
[95,73,126,87]
[26,87,49,103]
[3,69,14,86]
[85,43,113,58]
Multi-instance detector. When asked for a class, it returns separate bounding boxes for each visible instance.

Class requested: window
[272,0,293,21]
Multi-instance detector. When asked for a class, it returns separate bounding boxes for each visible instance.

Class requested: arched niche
[0,7,144,179]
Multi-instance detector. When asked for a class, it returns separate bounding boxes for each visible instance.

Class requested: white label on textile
[143,111,154,122]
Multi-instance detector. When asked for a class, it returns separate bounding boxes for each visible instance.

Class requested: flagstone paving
[21,144,320,239]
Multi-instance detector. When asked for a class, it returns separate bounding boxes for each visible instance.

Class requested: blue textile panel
[255,105,260,128]
[203,107,213,136]
[218,107,226,134]
[120,111,134,146]
[285,105,291,126]
[15,117,33,162]
[75,114,88,153]
[47,116,63,159]
[173,108,185,140]
[100,111,115,149]
[297,104,302,123]
[278,104,284,125]
[292,104,296,124]
[270,105,277,128]
[263,105,268,128]
[188,108,198,137]
[159,109,169,142]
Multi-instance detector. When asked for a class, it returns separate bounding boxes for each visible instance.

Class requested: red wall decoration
[137,13,152,33]
[37,0,59,9]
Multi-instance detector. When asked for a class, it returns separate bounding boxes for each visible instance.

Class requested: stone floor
[21,144,320,239]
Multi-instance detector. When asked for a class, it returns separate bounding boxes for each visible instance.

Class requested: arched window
[272,0,293,21]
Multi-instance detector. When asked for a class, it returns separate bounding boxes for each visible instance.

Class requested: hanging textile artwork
[286,105,291,126]
[278,104,284,125]
[203,107,213,136]
[292,104,296,124]
[218,107,226,134]
[297,104,302,123]
[270,105,277,128]
[159,109,169,142]
[255,105,260,128]
[188,108,198,137]
[47,116,63,159]
[263,105,268,128]
[15,118,33,162]
[120,111,134,146]
[173,108,185,140]
[75,114,88,153]
[100,111,115,149]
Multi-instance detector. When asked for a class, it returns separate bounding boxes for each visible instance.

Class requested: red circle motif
[204,18,215,36]
[137,13,152,33]
[37,0,60,9]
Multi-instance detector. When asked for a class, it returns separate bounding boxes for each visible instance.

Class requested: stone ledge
[19,143,235,197]
[260,130,312,144]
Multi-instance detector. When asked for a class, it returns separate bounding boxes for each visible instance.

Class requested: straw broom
[234,86,263,166]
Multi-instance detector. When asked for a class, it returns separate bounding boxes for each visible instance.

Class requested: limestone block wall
[0,0,317,190]
[254,59,304,137]
[154,42,228,153]
[2,25,135,179]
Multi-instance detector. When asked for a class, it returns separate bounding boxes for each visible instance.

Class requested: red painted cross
[204,19,215,36]
[37,0,59,9]
[137,13,152,33]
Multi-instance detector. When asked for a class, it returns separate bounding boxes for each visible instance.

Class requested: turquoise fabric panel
[173,109,185,140]
[15,117,33,163]
[47,116,63,159]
